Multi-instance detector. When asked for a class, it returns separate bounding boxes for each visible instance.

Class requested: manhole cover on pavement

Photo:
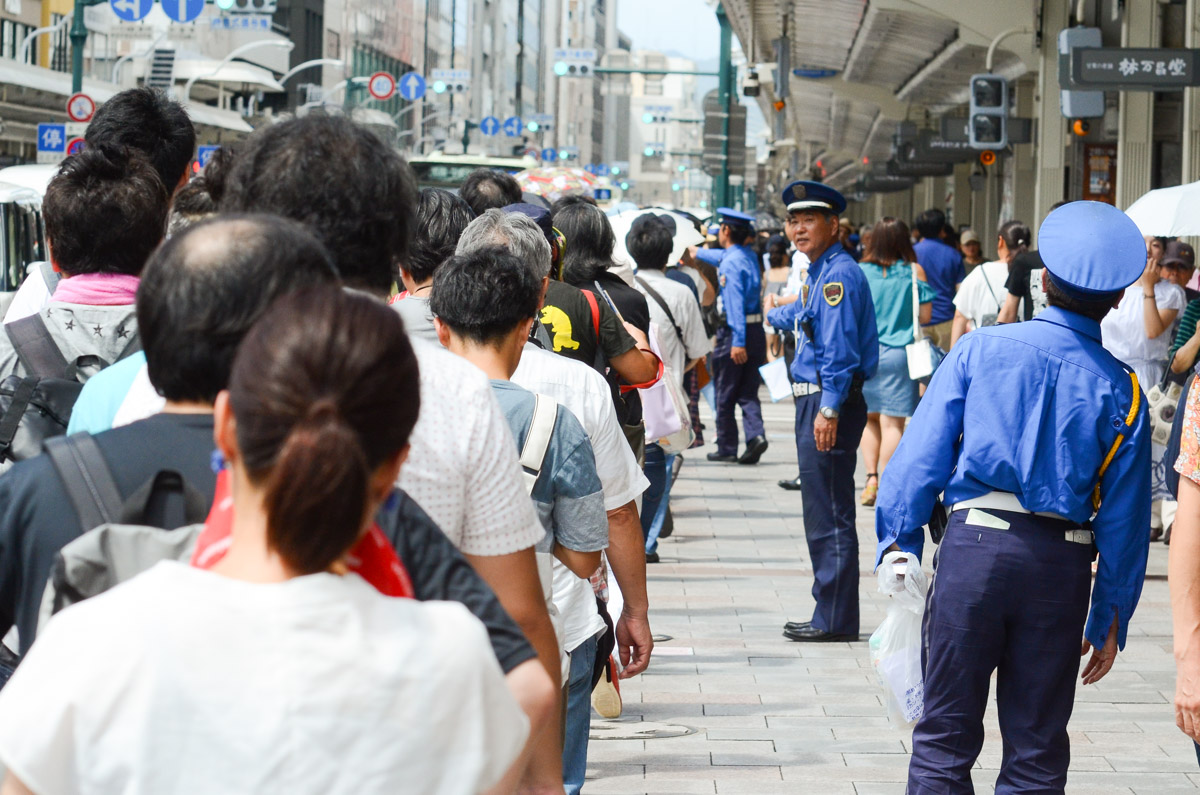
[590,720,697,740]
[652,633,673,642]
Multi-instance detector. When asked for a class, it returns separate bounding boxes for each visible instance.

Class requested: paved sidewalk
[586,392,1191,794]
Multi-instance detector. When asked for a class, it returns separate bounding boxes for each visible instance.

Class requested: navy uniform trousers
[711,324,766,456]
[908,508,1093,794]
[794,389,867,636]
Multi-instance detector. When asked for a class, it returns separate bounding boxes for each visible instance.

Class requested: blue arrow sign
[541,148,557,162]
[480,116,501,136]
[197,145,220,169]
[502,116,523,137]
[37,124,65,153]
[161,0,203,23]
[398,72,426,101]
[109,0,152,22]
[595,164,611,177]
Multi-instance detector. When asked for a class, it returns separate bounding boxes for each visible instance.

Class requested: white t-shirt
[1102,279,1188,385]
[2,263,53,325]
[634,269,713,382]
[512,343,649,652]
[402,337,545,557]
[953,260,1012,332]
[0,561,528,795]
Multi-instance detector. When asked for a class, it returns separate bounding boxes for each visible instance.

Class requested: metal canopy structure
[725,0,1036,197]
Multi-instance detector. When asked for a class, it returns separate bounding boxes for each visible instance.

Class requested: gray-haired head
[455,208,552,279]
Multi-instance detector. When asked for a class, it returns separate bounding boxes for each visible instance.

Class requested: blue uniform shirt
[874,306,1151,651]
[766,242,878,411]
[696,244,761,347]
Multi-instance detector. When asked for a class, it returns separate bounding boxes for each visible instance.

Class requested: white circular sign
[367,72,396,101]
[66,93,95,123]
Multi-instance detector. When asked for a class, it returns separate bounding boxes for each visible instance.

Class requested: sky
[615,0,721,61]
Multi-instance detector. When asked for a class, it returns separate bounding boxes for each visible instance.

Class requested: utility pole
[715,2,733,210]
[70,0,107,93]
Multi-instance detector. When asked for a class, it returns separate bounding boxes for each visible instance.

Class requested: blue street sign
[594,188,612,201]
[502,116,523,137]
[398,72,426,101]
[37,124,65,153]
[480,116,501,136]
[197,145,220,168]
[595,164,611,177]
[108,0,152,22]
[541,147,557,162]
[161,0,204,23]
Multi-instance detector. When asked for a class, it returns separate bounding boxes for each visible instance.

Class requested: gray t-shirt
[392,295,438,343]
[489,380,608,554]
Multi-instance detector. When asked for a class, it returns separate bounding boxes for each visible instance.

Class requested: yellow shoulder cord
[1093,371,1140,512]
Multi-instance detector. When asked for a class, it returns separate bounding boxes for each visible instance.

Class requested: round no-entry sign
[367,72,396,101]
[66,138,86,156]
[66,93,95,123]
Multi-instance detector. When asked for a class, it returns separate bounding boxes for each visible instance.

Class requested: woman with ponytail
[950,220,1032,347]
[0,287,530,795]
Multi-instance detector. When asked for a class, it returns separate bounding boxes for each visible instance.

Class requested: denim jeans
[563,632,600,794]
[640,444,674,554]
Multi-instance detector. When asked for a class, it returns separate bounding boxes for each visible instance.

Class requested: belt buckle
[1064,529,1092,545]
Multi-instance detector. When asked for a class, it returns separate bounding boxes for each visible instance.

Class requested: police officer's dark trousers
[794,389,866,636]
[908,508,1093,794]
[711,324,766,456]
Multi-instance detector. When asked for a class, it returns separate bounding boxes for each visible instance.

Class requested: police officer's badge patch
[823,282,844,306]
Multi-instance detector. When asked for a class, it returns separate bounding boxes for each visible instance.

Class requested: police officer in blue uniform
[697,208,769,465]
[766,182,878,642]
[876,202,1152,792]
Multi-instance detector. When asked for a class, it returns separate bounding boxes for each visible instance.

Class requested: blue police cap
[1038,201,1145,299]
[781,181,847,216]
[716,207,756,230]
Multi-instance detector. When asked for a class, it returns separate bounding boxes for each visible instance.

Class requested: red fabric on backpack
[581,288,601,338]
[190,469,415,598]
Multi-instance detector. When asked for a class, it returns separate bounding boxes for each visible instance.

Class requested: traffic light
[217,0,277,12]
[554,59,593,77]
[642,112,669,124]
[671,183,681,192]
[968,74,1007,150]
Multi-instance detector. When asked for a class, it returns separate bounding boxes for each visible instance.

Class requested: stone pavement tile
[1063,772,1199,789]
[640,691,760,705]
[768,715,894,730]
[690,715,770,729]
[775,738,907,755]
[704,702,824,717]
[1104,754,1200,773]
[584,776,714,794]
[780,764,907,783]
[649,765,782,780]
[716,781,854,795]
[851,784,908,795]
[703,727,833,743]
[841,753,913,770]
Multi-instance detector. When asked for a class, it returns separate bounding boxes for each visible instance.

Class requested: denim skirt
[862,343,919,417]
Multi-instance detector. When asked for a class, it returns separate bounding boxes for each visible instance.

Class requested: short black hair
[221,115,418,294]
[914,208,945,240]
[626,215,674,270]
[44,144,168,277]
[553,202,616,285]
[137,214,339,403]
[406,188,475,284]
[722,222,755,245]
[1043,271,1119,323]
[167,178,216,234]
[550,193,598,217]
[430,246,542,345]
[85,87,196,194]
[459,168,522,216]
[199,142,239,206]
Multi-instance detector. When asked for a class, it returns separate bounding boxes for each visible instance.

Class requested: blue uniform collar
[806,242,847,280]
[1031,305,1103,343]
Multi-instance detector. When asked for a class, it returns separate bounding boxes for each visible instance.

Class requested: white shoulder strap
[520,394,558,495]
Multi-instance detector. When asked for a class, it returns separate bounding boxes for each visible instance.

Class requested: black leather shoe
[707,452,738,463]
[645,551,660,564]
[777,476,803,491]
[783,621,811,633]
[783,625,859,643]
[738,435,768,464]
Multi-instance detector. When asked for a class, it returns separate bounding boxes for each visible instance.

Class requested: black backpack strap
[44,433,124,535]
[119,470,208,527]
[5,315,68,378]
[0,377,38,455]
[114,329,142,362]
[636,276,686,347]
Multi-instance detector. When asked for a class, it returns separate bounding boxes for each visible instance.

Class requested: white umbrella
[1125,181,1200,236]
[608,208,706,273]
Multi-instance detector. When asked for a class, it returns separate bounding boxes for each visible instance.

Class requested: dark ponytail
[999,220,1031,259]
[229,287,420,575]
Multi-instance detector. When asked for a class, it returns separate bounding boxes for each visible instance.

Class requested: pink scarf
[51,273,140,306]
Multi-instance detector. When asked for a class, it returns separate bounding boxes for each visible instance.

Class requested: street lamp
[183,40,295,104]
[279,58,344,86]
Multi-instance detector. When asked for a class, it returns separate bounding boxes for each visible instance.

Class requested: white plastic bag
[638,323,694,454]
[869,551,928,728]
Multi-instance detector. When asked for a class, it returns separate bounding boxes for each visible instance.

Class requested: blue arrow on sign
[161,0,203,23]
[541,148,557,162]
[197,145,220,169]
[398,72,426,101]
[37,124,66,153]
[480,116,501,136]
[109,0,152,21]
[595,164,611,177]
[502,116,523,137]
